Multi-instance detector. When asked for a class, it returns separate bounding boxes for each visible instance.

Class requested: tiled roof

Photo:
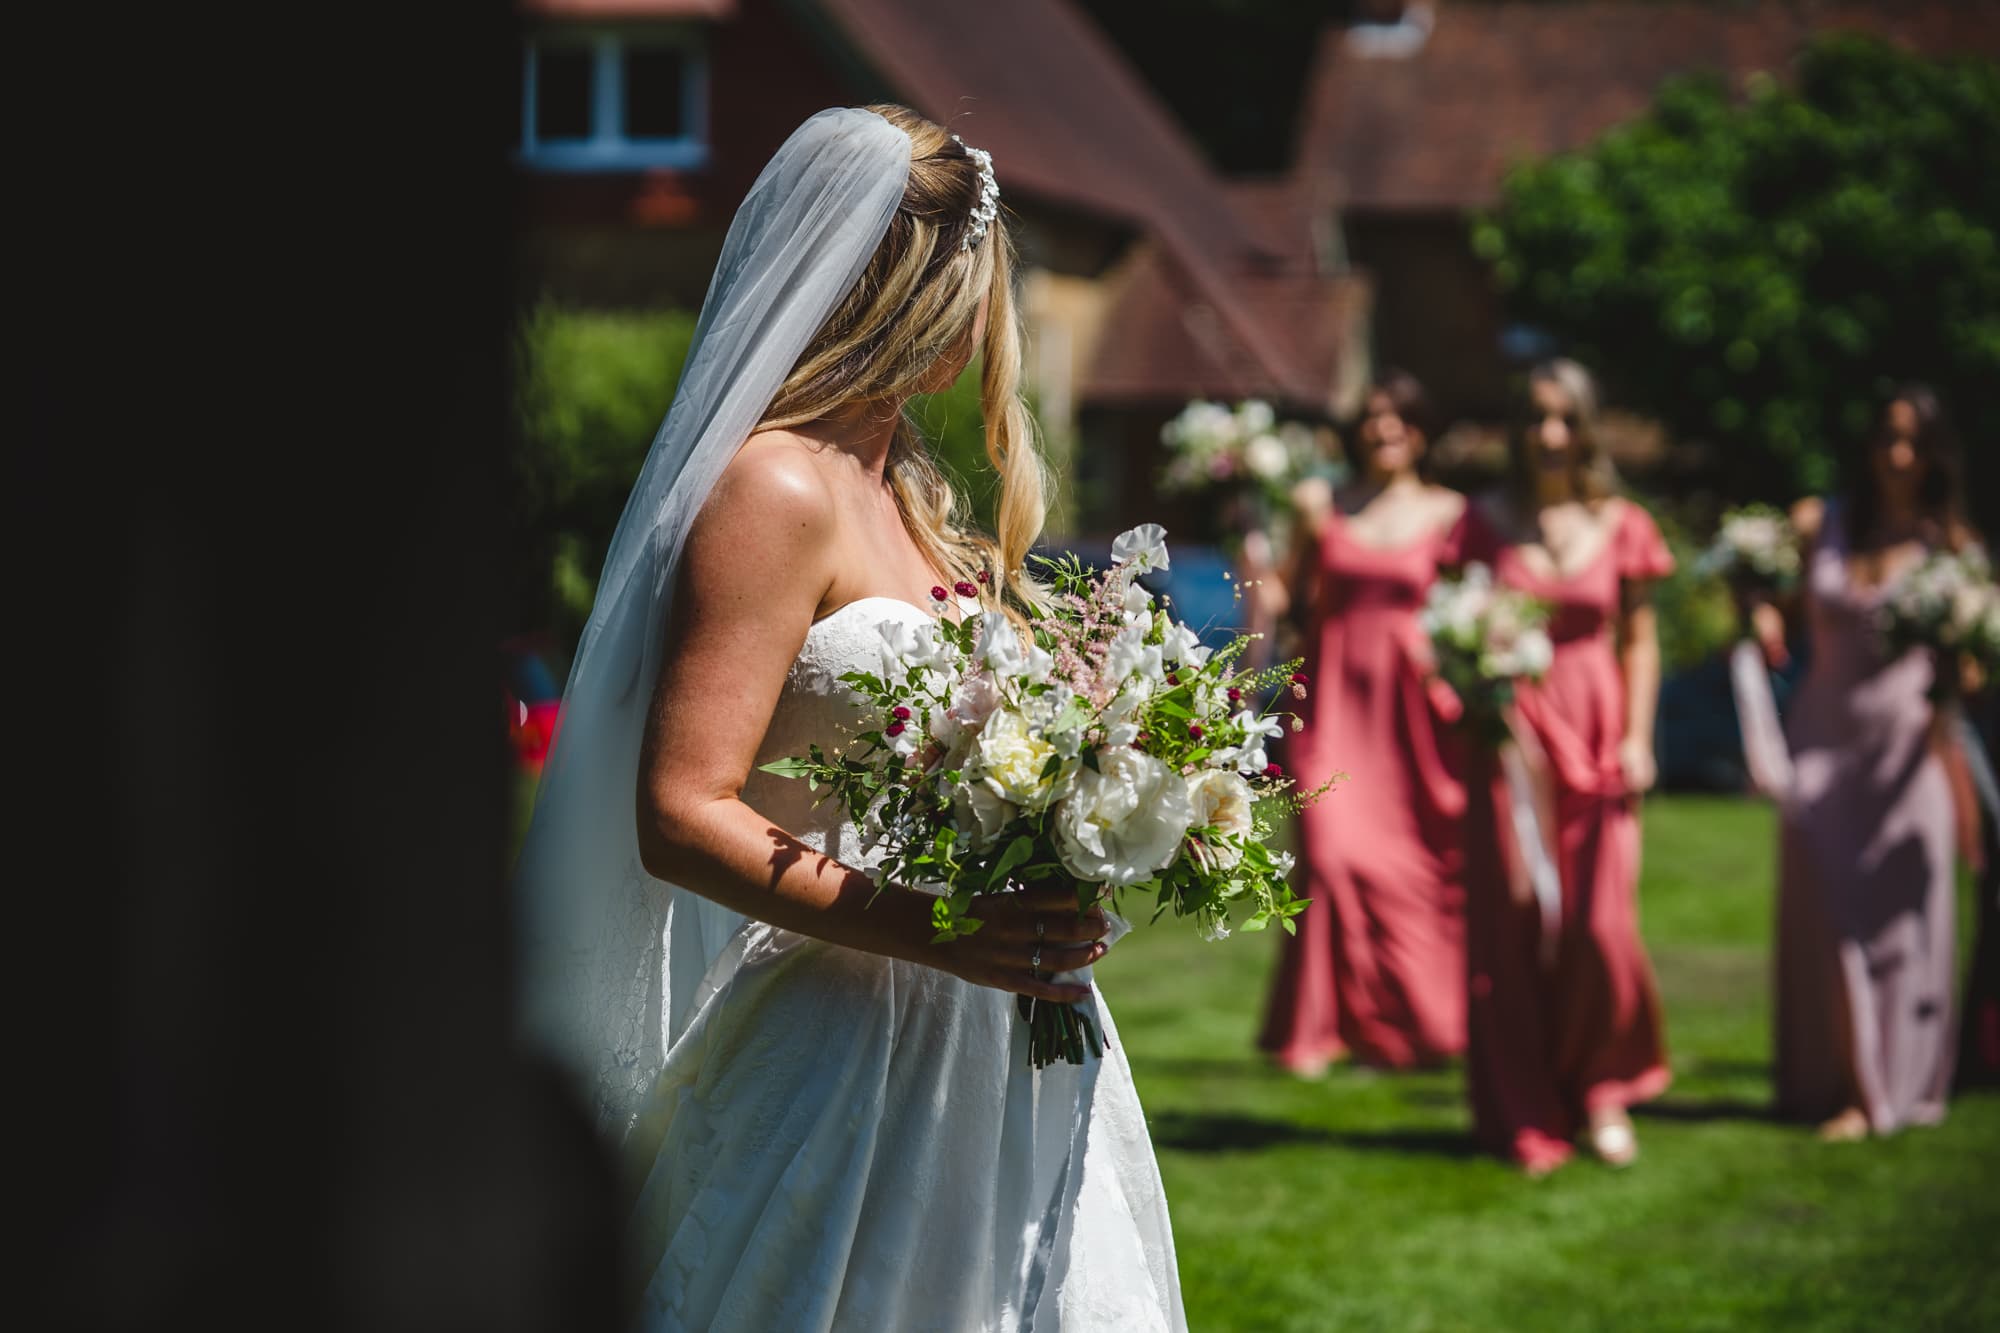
[812,0,1329,403]
[1298,1,2000,213]
[1083,234,1371,413]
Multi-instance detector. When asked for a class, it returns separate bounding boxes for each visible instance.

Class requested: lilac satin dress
[1259,508,1467,1071]
[1776,501,1957,1132]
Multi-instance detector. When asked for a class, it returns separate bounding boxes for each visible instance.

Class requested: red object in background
[504,636,565,775]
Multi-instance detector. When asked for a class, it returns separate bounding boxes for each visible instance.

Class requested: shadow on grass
[1151,1110,1483,1160]
[1632,1096,1778,1123]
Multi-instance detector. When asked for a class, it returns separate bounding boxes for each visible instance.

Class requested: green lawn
[1098,795,2000,1332]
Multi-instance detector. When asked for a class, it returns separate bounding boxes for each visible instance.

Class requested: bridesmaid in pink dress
[1448,359,1673,1174]
[1260,372,1468,1074]
[1769,386,1976,1141]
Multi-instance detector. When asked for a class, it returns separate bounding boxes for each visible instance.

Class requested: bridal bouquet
[1879,546,2000,697]
[761,525,1327,1067]
[1696,504,1801,590]
[1420,563,1554,744]
[1158,398,1321,515]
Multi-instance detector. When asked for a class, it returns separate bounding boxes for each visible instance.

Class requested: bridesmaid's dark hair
[1509,357,1620,509]
[1363,367,1438,480]
[1844,382,1972,549]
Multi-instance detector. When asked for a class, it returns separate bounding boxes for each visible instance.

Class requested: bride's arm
[635,446,1104,1002]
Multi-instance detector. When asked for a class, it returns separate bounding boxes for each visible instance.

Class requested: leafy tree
[1475,34,2000,519]
[513,304,1013,655]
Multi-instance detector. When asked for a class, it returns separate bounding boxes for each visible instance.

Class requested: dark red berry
[885,721,907,737]
[1264,763,1284,779]
[891,706,912,721]
[1188,724,1204,741]
[1226,687,1242,704]
[930,585,949,601]
[954,580,978,598]
[976,569,991,584]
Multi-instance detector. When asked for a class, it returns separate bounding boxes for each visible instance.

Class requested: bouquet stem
[1018,994,1104,1068]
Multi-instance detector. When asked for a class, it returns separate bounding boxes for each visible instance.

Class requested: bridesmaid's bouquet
[1878,546,2000,697]
[1696,504,1802,590]
[761,525,1330,1067]
[1420,563,1554,745]
[1158,398,1322,517]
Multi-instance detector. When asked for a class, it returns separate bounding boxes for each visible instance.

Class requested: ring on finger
[1029,945,1042,976]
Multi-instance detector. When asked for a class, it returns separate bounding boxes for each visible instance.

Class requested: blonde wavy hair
[1510,356,1621,507]
[756,103,1048,618]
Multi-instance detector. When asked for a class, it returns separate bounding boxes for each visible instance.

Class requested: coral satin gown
[1260,506,1468,1071]
[1450,499,1675,1170]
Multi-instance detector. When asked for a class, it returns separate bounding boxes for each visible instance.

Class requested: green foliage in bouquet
[761,528,1332,1067]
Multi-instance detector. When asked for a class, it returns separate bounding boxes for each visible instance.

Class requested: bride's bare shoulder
[701,431,836,534]
[682,432,839,603]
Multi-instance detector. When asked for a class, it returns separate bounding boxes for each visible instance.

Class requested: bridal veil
[513,108,912,1139]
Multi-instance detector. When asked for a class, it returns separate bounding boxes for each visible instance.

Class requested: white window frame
[520,25,710,172]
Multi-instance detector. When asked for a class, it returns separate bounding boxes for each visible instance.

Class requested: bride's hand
[932,883,1111,1003]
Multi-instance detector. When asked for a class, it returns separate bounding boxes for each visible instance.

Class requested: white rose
[1236,399,1277,436]
[1111,523,1172,574]
[1053,748,1193,887]
[977,707,1062,809]
[952,776,1017,850]
[1186,769,1255,868]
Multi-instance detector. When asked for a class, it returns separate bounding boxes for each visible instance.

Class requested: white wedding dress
[619,598,1185,1331]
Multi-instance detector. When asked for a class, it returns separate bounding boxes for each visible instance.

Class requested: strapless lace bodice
[739,597,936,865]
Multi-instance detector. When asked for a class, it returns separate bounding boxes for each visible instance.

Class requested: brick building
[515,0,1371,538]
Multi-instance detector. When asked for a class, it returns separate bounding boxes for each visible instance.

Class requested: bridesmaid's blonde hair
[1511,357,1620,507]
[758,104,1048,617]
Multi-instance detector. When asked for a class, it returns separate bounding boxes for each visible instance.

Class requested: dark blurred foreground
[27,9,621,1330]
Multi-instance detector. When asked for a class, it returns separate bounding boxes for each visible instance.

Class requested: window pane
[623,46,686,139]
[535,46,593,141]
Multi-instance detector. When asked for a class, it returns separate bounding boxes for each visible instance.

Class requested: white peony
[1185,769,1255,868]
[1054,748,1193,886]
[977,707,1063,809]
[1111,523,1172,574]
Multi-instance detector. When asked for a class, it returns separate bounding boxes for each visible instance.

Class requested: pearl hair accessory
[953,134,1000,250]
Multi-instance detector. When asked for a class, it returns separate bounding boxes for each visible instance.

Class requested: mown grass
[1098,795,2000,1332]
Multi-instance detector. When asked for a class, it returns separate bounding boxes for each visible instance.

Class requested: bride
[515,105,1185,1330]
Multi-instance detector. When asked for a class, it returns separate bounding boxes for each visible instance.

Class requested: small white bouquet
[1696,504,1801,590]
[1880,546,2000,698]
[1158,398,1321,515]
[1420,563,1554,745]
[761,525,1332,1067]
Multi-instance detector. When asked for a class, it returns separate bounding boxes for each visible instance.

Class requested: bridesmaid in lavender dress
[1259,372,1468,1074]
[1771,385,1978,1139]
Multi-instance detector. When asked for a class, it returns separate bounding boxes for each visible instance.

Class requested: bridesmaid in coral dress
[1768,385,1976,1140]
[1448,359,1674,1174]
[1260,372,1468,1074]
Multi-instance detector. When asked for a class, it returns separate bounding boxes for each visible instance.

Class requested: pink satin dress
[1450,500,1675,1170]
[1776,500,1957,1131]
[1259,506,1467,1071]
